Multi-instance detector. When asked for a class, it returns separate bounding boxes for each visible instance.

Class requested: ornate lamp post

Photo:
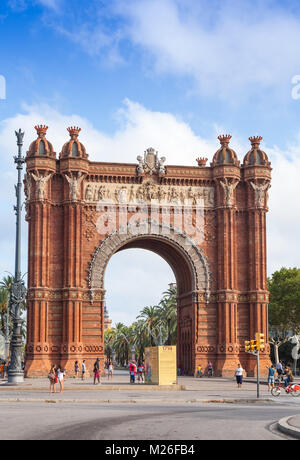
[7,129,27,384]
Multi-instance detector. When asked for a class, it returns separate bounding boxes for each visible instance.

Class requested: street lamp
[7,129,27,384]
[131,345,136,362]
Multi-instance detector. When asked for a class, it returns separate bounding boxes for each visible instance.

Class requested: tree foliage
[268,267,300,362]
[268,267,300,334]
[104,286,177,365]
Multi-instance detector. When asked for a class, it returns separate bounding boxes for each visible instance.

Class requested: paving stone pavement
[0,374,298,404]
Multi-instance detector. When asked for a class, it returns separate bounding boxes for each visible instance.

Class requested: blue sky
[0,0,300,325]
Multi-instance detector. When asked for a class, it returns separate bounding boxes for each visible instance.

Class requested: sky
[0,0,300,326]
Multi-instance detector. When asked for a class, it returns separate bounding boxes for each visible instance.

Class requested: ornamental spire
[67,126,81,140]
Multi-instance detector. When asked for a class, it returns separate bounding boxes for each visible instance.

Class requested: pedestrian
[196,364,203,378]
[57,366,65,393]
[93,358,101,385]
[207,362,213,377]
[235,363,244,389]
[108,362,114,380]
[276,360,283,377]
[48,364,57,393]
[74,361,79,378]
[81,360,86,380]
[284,366,294,390]
[137,362,144,383]
[267,364,276,392]
[129,361,136,384]
[3,362,7,379]
[0,362,4,379]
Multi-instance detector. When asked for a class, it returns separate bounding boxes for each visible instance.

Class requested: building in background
[104,305,113,331]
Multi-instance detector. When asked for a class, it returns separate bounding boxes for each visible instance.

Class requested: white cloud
[36,0,60,9]
[0,99,299,322]
[116,0,300,98]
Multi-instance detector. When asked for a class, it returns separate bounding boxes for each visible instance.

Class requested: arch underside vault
[88,222,211,299]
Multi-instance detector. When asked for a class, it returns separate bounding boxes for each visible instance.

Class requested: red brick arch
[24,130,272,377]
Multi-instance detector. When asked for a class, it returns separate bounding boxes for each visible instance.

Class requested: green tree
[157,286,177,345]
[138,306,160,346]
[268,267,300,363]
[0,287,9,338]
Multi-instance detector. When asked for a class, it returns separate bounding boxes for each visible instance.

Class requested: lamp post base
[7,372,24,384]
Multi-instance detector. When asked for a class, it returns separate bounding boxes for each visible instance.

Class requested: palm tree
[0,287,9,338]
[113,323,131,366]
[138,306,160,346]
[130,320,151,362]
[161,285,177,345]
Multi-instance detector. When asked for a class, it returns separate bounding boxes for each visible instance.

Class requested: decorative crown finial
[249,136,263,148]
[35,125,48,137]
[196,157,208,167]
[218,134,232,146]
[67,126,81,139]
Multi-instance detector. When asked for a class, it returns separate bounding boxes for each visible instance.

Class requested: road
[0,401,298,440]
[1,373,300,440]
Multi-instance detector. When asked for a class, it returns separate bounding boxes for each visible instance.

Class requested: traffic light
[255,333,265,351]
[250,340,257,353]
[245,341,251,352]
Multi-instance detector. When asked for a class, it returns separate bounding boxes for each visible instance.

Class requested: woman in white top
[108,362,113,380]
[57,367,65,393]
[235,364,244,389]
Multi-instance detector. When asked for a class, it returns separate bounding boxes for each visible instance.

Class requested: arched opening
[105,248,176,326]
[104,248,176,369]
[89,226,210,375]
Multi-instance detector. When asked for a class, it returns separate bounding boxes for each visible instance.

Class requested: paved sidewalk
[0,375,284,404]
[278,415,300,439]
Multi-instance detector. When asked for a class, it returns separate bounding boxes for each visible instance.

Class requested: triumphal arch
[24,126,271,376]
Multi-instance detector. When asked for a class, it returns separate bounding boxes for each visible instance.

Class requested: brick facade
[24,127,271,377]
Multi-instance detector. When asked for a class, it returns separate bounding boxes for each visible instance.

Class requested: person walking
[196,364,203,378]
[235,364,244,389]
[276,361,283,377]
[74,361,79,379]
[93,358,101,385]
[3,362,8,380]
[48,364,57,394]
[137,362,144,383]
[81,360,86,380]
[0,362,4,379]
[108,362,114,380]
[207,362,213,377]
[267,364,276,392]
[129,361,136,384]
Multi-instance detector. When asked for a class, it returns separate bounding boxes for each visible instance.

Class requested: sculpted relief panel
[84,182,215,208]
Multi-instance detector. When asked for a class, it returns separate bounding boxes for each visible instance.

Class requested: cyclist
[284,366,294,391]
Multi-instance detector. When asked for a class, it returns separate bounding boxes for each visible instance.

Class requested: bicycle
[271,379,300,397]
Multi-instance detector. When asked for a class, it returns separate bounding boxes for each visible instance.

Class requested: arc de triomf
[24,126,271,377]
